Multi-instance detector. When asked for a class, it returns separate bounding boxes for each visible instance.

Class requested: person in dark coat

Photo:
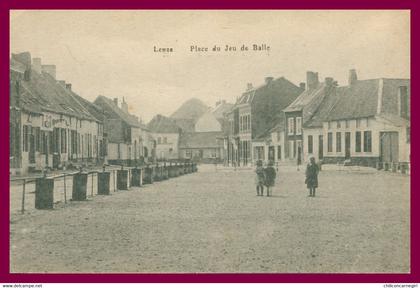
[255,160,265,196]
[305,156,319,197]
[264,160,276,197]
[297,146,302,171]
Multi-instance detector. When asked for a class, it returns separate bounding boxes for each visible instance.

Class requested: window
[185,149,191,158]
[296,117,302,135]
[277,145,282,160]
[356,119,361,128]
[277,131,281,142]
[239,116,243,132]
[399,86,409,119]
[355,131,362,152]
[35,127,41,152]
[211,149,217,158]
[308,135,313,154]
[22,125,29,152]
[247,115,251,131]
[363,131,372,152]
[336,132,342,152]
[327,132,333,152]
[288,118,294,135]
[407,127,410,143]
[337,121,341,129]
[60,129,67,153]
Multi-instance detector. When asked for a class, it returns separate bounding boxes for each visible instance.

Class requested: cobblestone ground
[10,164,410,273]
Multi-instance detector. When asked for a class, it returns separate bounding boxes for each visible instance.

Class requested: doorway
[380,132,399,162]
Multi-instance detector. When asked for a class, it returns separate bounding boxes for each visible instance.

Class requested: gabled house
[147,114,182,160]
[179,131,224,163]
[283,71,335,162]
[291,69,410,166]
[318,71,410,166]
[226,77,303,166]
[10,52,105,175]
[94,96,154,165]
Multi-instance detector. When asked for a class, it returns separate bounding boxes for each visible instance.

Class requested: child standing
[255,160,265,196]
[264,160,276,197]
[305,156,319,197]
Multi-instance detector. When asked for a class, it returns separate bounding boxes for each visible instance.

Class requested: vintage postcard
[9,10,410,273]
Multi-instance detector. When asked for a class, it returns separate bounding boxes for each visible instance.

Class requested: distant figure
[305,156,319,197]
[297,147,302,171]
[264,160,277,197]
[255,160,265,196]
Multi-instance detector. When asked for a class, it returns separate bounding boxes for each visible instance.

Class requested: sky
[10,10,410,122]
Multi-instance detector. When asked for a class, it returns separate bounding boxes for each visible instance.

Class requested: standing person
[264,160,276,197]
[305,156,319,197]
[255,160,265,196]
[297,146,302,171]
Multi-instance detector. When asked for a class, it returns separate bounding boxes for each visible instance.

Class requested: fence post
[64,174,67,204]
[21,179,26,214]
[113,170,116,192]
[91,173,94,197]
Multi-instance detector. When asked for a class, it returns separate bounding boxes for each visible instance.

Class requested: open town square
[10,164,409,273]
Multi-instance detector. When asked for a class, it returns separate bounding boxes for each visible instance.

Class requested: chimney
[325,77,334,87]
[265,77,274,85]
[121,97,128,113]
[32,57,42,74]
[299,82,306,90]
[65,83,72,91]
[348,69,357,86]
[42,65,56,79]
[306,71,319,90]
[113,98,118,106]
[247,83,253,91]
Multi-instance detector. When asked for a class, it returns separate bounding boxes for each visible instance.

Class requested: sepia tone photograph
[9,10,410,273]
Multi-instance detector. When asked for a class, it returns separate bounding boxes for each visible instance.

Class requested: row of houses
[10,52,156,175]
[146,100,233,163]
[10,51,410,174]
[224,70,410,167]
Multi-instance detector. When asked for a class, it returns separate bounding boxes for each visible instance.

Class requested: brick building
[225,77,303,166]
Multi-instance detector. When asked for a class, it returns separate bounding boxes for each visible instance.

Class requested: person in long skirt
[305,156,319,197]
[255,160,265,196]
[264,160,276,197]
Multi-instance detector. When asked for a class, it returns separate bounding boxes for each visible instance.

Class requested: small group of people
[254,160,277,197]
[254,156,319,197]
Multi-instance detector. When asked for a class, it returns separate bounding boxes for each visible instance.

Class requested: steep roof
[94,95,143,128]
[179,131,223,149]
[324,78,410,121]
[304,78,410,127]
[235,77,303,107]
[172,118,195,132]
[170,98,209,121]
[15,68,97,121]
[212,102,234,119]
[147,114,182,133]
